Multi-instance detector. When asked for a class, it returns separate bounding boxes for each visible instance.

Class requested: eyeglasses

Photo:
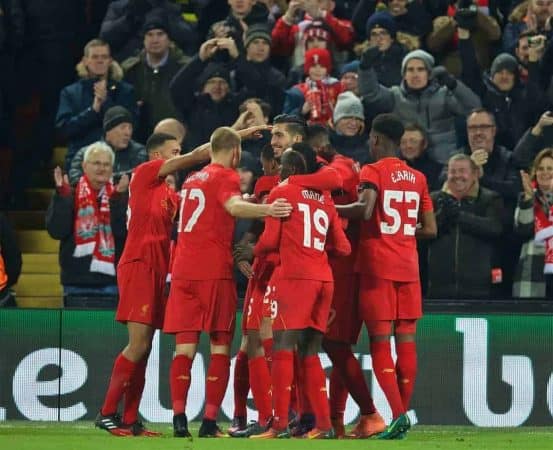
[467,124,495,131]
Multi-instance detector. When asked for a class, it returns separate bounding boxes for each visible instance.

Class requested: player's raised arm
[158,142,211,178]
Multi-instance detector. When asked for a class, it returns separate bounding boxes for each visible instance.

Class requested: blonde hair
[210,127,241,154]
[448,153,480,173]
[530,147,553,181]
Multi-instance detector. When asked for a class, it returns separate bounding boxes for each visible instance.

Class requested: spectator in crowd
[464,108,522,295]
[153,117,187,147]
[283,48,343,125]
[329,91,371,165]
[513,147,553,298]
[426,0,501,77]
[0,212,21,307]
[122,13,190,143]
[459,26,549,149]
[514,111,553,169]
[234,24,286,117]
[353,12,408,88]
[285,20,337,86]
[99,0,197,61]
[169,38,250,149]
[427,154,503,298]
[352,0,432,49]
[359,48,481,164]
[207,0,269,57]
[399,122,442,191]
[232,98,272,158]
[272,0,354,67]
[339,60,360,95]
[502,0,553,53]
[69,106,147,185]
[56,39,136,170]
[46,142,130,299]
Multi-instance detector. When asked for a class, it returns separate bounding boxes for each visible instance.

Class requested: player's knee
[395,319,417,337]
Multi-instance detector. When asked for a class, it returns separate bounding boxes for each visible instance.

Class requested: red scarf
[534,194,553,274]
[73,175,116,276]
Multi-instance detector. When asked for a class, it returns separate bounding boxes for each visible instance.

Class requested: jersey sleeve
[325,200,351,257]
[133,159,164,189]
[253,216,282,256]
[358,164,379,191]
[289,166,343,191]
[217,170,241,206]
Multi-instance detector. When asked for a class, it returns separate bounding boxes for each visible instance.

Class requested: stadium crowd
[0,0,552,441]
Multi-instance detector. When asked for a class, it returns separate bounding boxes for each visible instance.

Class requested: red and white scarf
[534,195,553,274]
[73,175,116,276]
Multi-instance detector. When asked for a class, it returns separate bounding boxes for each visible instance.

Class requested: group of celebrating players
[93,111,437,440]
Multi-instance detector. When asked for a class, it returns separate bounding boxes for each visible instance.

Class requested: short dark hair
[306,124,329,144]
[467,107,496,126]
[403,122,428,141]
[260,143,275,161]
[273,114,307,140]
[372,113,405,145]
[146,132,178,152]
[291,142,318,174]
[281,150,307,176]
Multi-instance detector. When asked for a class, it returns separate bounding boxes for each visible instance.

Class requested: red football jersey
[356,157,433,281]
[328,154,360,275]
[255,184,351,281]
[254,175,279,203]
[172,163,241,280]
[118,159,177,276]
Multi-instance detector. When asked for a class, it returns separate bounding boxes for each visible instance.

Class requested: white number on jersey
[177,188,206,233]
[298,203,329,251]
[380,190,420,236]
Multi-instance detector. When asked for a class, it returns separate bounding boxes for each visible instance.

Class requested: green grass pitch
[1,422,553,450]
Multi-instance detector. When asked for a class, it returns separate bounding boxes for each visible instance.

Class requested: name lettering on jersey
[186,171,209,183]
[391,170,416,184]
[301,189,325,204]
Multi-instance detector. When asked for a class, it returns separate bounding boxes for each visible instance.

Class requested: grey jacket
[358,67,481,164]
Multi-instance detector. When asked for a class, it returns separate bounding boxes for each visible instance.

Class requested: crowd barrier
[0,309,552,426]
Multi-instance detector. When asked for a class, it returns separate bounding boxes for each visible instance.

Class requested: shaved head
[153,118,186,145]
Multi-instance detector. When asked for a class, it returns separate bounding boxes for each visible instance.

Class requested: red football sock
[204,354,230,420]
[101,353,137,416]
[248,356,273,426]
[170,355,193,415]
[293,351,313,416]
[122,359,147,424]
[329,369,348,420]
[271,350,294,431]
[233,350,249,419]
[262,338,273,368]
[324,340,376,415]
[370,341,405,419]
[395,341,417,410]
[301,355,331,431]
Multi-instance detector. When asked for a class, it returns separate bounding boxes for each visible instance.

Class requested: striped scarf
[73,175,115,276]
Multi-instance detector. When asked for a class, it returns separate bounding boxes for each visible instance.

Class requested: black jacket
[46,190,128,287]
[402,151,443,192]
[513,127,553,170]
[170,56,250,148]
[330,129,372,166]
[427,186,503,298]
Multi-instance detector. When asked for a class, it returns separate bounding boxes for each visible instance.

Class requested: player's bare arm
[335,186,377,220]
[158,143,210,178]
[224,196,292,219]
[415,210,438,239]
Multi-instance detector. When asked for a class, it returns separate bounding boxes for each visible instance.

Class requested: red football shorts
[116,260,167,329]
[358,275,422,322]
[242,275,270,332]
[163,279,237,334]
[271,278,334,332]
[325,273,362,345]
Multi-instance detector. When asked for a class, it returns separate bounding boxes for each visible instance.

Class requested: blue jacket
[55,78,136,169]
